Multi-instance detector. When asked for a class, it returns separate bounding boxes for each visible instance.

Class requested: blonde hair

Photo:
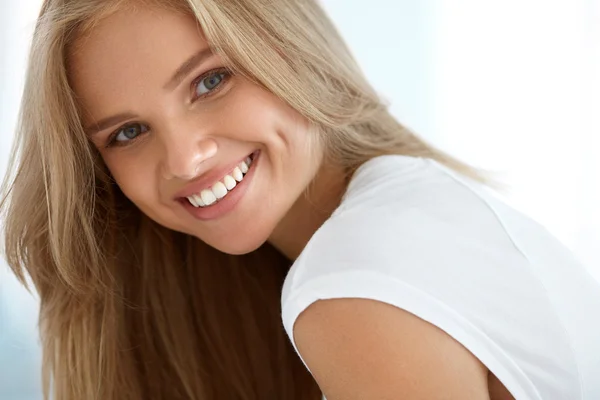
[1,0,502,399]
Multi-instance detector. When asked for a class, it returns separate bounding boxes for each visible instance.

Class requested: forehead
[68,6,207,120]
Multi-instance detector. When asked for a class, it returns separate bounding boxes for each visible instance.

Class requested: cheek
[104,154,158,210]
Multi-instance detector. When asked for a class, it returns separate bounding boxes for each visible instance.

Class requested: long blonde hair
[1,0,501,399]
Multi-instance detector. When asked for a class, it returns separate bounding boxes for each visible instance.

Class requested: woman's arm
[294,297,491,400]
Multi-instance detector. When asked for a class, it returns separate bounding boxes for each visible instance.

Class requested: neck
[268,161,349,261]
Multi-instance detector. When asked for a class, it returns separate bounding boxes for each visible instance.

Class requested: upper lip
[174,153,252,199]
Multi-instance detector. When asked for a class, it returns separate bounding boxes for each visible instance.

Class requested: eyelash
[105,68,232,148]
[191,67,231,102]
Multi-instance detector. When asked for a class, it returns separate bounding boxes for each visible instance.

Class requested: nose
[160,130,218,180]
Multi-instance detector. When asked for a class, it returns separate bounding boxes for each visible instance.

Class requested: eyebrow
[84,48,215,136]
[85,112,138,137]
[164,47,215,90]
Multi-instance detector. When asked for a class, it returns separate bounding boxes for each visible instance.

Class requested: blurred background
[1,0,598,398]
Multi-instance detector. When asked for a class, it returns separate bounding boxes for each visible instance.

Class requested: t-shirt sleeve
[281,206,543,400]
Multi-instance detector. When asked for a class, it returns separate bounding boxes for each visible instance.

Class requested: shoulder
[281,155,527,399]
[281,155,527,337]
[293,297,490,399]
[282,156,591,400]
[283,155,519,293]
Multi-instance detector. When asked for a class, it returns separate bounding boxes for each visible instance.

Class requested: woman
[2,0,599,399]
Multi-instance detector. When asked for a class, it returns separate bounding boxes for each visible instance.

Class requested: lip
[179,150,260,221]
[174,151,256,200]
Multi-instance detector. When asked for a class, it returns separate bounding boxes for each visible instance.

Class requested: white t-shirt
[281,154,600,400]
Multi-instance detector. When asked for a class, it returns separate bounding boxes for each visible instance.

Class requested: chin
[197,233,270,256]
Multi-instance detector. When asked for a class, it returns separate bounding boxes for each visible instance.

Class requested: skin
[294,299,499,400]
[69,6,346,259]
[69,5,507,399]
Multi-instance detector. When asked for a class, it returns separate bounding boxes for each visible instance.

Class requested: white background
[1,1,598,398]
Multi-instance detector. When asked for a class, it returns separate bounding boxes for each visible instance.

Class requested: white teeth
[200,189,216,206]
[212,181,228,199]
[193,194,205,207]
[185,155,254,208]
[224,175,237,190]
[232,167,243,182]
[188,196,199,207]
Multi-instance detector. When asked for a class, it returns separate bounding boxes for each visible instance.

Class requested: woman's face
[69,6,323,254]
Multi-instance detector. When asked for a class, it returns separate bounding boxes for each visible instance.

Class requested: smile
[185,152,256,208]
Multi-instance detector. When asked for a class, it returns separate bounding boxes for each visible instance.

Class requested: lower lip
[180,151,260,221]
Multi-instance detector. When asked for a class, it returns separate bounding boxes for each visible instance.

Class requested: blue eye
[114,123,148,143]
[195,71,226,97]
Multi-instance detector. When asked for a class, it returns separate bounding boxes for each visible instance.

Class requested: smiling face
[69,5,324,255]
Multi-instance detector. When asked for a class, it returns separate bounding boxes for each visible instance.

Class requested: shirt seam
[426,158,584,399]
